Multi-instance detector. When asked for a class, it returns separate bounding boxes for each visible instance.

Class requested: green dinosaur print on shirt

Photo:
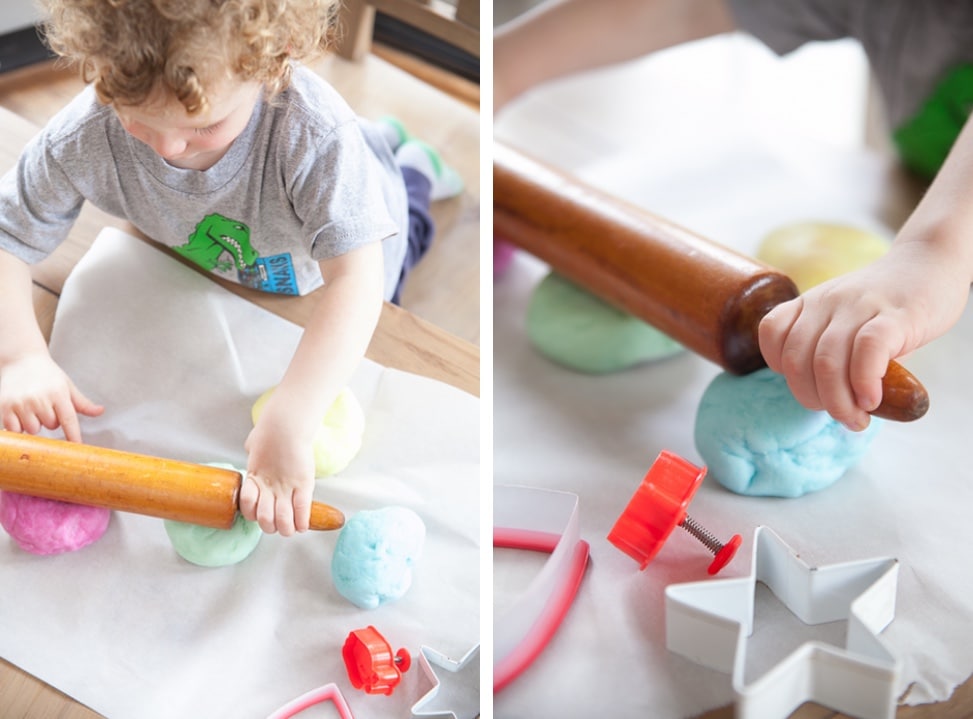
[175,213,258,273]
[174,212,301,295]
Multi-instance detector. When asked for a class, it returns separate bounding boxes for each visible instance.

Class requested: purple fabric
[391,167,435,304]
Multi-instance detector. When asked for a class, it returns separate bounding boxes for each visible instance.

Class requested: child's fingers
[811,324,869,431]
[254,482,280,534]
[46,395,84,443]
[70,382,105,418]
[29,398,57,428]
[238,474,260,523]
[57,407,83,442]
[757,298,802,373]
[14,407,42,435]
[2,408,23,434]
[292,489,313,534]
[774,318,827,413]
[271,484,314,536]
[275,495,296,537]
[849,316,903,413]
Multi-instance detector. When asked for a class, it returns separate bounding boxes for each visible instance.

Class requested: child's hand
[0,351,104,442]
[240,405,316,536]
[758,243,968,431]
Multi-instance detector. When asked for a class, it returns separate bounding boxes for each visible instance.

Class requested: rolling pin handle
[874,360,930,422]
[235,471,344,531]
[309,501,345,531]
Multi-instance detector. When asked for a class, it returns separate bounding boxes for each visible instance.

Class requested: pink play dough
[494,239,516,279]
[0,491,111,555]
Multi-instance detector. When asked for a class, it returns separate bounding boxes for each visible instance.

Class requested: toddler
[0,0,462,534]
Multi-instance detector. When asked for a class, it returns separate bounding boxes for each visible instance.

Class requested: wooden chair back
[335,0,480,61]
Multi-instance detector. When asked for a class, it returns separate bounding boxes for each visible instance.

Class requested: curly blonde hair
[42,0,341,114]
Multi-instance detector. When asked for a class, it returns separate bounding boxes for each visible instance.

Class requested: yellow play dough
[251,386,366,477]
[756,222,890,293]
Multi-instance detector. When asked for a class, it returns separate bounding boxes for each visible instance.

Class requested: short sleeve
[727,0,858,56]
[285,118,399,263]
[0,128,85,263]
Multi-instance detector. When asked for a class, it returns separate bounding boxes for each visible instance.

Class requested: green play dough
[163,464,261,567]
[252,386,365,477]
[526,272,683,374]
[165,513,262,567]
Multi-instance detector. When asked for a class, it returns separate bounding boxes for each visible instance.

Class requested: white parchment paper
[494,35,973,718]
[0,228,479,719]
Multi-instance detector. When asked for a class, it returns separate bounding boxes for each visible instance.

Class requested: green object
[526,272,683,374]
[413,139,444,176]
[165,513,262,567]
[894,64,973,180]
[175,212,257,272]
[164,463,262,567]
[173,212,300,294]
[378,115,410,146]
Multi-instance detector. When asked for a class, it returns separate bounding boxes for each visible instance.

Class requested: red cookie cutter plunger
[608,451,742,575]
[342,626,411,695]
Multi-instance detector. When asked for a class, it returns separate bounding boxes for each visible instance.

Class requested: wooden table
[0,101,478,717]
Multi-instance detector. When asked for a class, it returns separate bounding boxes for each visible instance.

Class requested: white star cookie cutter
[410,644,480,718]
[665,526,900,719]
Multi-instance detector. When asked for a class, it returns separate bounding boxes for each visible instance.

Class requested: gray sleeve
[286,118,399,262]
[0,127,84,264]
[727,0,860,56]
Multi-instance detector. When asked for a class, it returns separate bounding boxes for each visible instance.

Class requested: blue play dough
[694,368,882,497]
[331,507,425,609]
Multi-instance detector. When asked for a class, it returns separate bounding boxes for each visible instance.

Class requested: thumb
[69,382,105,417]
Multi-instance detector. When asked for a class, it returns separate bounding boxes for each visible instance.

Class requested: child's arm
[239,241,384,536]
[495,0,736,111]
[759,114,973,431]
[0,249,104,442]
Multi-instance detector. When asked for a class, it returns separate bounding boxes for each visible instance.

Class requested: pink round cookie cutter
[493,485,590,693]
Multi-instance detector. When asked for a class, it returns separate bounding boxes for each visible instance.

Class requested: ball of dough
[164,513,262,567]
[527,272,683,374]
[494,238,516,279]
[252,386,365,477]
[756,221,890,293]
[163,463,261,567]
[694,368,882,497]
[331,507,425,609]
[0,491,111,555]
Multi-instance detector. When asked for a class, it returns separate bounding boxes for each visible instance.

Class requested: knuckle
[811,352,843,380]
[778,347,804,376]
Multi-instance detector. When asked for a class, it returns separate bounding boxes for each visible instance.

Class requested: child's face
[114,80,262,171]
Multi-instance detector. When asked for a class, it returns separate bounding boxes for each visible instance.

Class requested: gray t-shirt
[728,0,973,129]
[0,64,408,298]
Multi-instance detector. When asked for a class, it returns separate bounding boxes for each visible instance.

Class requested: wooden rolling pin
[494,141,929,422]
[0,432,345,530]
